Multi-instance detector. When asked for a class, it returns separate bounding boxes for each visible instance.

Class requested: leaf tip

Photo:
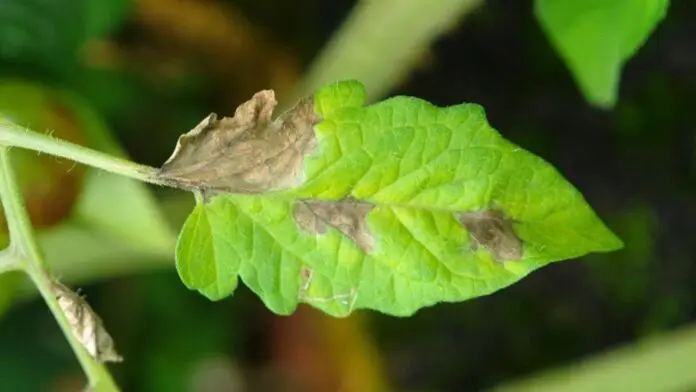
[585,84,618,110]
[601,229,625,252]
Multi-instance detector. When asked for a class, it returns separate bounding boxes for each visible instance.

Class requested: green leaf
[535,0,669,108]
[0,0,131,76]
[176,199,240,301]
[174,80,623,317]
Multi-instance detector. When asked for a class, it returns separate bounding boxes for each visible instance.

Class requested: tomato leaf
[173,80,623,317]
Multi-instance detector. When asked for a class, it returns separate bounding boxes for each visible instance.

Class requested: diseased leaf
[51,280,122,363]
[158,91,319,193]
[171,80,623,317]
[535,0,669,108]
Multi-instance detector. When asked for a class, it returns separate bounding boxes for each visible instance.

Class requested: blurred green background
[1,0,695,391]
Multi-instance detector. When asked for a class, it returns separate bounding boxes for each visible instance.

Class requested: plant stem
[0,119,168,187]
[0,148,43,264]
[0,248,18,274]
[27,261,120,391]
[0,147,119,391]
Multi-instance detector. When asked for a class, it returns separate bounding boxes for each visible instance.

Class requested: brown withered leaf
[458,209,523,262]
[158,90,320,193]
[51,280,123,363]
[293,200,375,253]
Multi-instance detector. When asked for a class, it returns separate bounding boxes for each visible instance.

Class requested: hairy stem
[0,147,119,391]
[0,118,167,187]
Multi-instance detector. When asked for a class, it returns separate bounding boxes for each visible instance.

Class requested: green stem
[0,148,43,264]
[27,262,120,391]
[0,119,167,187]
[0,248,18,274]
[0,147,119,391]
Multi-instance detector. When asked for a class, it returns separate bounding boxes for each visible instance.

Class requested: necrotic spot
[458,209,523,262]
[292,199,375,253]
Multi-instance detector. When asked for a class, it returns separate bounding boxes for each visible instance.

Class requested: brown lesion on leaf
[299,265,314,294]
[158,90,320,193]
[457,209,524,262]
[293,200,375,254]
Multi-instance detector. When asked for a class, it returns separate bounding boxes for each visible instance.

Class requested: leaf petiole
[0,118,167,187]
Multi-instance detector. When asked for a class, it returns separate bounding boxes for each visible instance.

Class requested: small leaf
[176,198,240,300]
[535,0,669,108]
[173,80,623,317]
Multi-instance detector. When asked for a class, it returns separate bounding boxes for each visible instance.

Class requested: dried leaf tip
[158,89,321,194]
[458,209,524,262]
[51,280,123,363]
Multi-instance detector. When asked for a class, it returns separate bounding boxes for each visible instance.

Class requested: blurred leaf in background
[0,0,131,79]
[535,0,669,108]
